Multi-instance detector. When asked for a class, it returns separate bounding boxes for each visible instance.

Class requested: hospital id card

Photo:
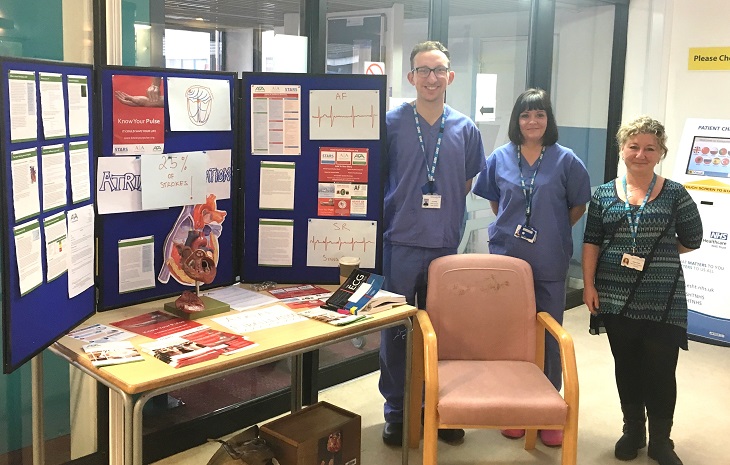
[422,194,442,209]
[514,224,538,243]
[621,253,645,271]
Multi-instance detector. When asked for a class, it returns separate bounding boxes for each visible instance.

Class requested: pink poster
[112,74,165,155]
[318,147,369,183]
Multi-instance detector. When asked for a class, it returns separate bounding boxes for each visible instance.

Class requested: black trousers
[604,315,680,419]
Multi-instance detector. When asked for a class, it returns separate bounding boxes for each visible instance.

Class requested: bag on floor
[207,425,278,465]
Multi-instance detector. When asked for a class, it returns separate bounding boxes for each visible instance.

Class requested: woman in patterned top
[582,116,702,465]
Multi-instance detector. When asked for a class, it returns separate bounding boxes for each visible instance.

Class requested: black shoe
[438,428,465,444]
[648,439,683,465]
[382,422,403,446]
[420,407,465,445]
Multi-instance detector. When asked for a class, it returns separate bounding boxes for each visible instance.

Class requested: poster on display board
[673,118,730,345]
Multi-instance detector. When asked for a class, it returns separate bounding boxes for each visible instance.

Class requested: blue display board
[240,73,387,284]
[1,58,95,373]
[96,67,238,310]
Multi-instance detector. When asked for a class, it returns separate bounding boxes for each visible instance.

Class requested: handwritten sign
[140,151,206,210]
[306,218,377,268]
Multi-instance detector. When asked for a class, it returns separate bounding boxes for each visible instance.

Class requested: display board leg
[291,354,303,412]
[32,354,45,465]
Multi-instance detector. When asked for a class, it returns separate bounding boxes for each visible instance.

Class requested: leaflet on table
[67,323,135,344]
[201,284,278,311]
[213,304,306,334]
[140,337,219,368]
[268,284,333,310]
[298,307,372,326]
[323,269,384,314]
[82,341,144,367]
[110,310,203,338]
[173,326,257,355]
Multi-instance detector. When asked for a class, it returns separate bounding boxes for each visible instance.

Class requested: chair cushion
[436,360,568,427]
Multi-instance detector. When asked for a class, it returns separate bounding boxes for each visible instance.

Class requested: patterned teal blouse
[583,179,703,329]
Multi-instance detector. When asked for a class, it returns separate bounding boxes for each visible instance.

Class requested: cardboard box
[260,402,361,465]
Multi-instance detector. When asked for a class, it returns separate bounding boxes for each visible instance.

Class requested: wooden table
[49,289,416,465]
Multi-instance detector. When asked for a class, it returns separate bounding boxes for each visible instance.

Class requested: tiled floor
[153,305,730,464]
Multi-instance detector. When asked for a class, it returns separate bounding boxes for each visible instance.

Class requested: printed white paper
[259,161,295,210]
[118,236,155,293]
[67,204,95,298]
[13,219,43,296]
[8,70,38,143]
[250,84,301,155]
[67,75,90,137]
[258,218,294,267]
[213,304,306,333]
[10,148,41,221]
[39,72,67,139]
[41,144,68,212]
[68,141,91,203]
[43,211,68,282]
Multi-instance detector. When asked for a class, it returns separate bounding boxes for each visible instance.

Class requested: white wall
[623,0,730,176]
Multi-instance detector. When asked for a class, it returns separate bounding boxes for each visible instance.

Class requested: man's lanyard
[412,103,445,194]
[517,145,545,227]
[622,173,657,254]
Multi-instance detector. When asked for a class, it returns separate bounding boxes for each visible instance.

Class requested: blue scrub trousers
[378,243,455,423]
[535,279,567,391]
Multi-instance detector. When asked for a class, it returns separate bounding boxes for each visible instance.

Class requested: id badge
[422,194,442,209]
[514,224,538,243]
[621,253,645,271]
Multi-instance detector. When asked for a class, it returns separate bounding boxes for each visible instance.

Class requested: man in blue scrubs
[379,41,486,446]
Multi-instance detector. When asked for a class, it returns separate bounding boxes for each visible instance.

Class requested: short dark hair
[409,41,450,69]
[507,88,559,146]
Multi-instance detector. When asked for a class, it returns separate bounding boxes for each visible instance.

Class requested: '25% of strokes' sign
[140,151,207,210]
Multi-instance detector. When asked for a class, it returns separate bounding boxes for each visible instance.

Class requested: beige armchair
[407,254,579,465]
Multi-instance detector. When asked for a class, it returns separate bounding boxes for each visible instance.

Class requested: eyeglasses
[412,66,450,78]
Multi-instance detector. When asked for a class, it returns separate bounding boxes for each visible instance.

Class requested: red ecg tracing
[309,236,375,252]
[310,105,378,129]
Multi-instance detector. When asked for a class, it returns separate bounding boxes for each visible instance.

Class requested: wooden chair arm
[416,310,439,405]
[536,311,579,419]
[408,310,439,448]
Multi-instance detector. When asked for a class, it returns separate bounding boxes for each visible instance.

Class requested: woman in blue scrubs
[472,88,591,447]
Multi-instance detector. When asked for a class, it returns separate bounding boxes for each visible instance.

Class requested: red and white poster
[318,147,369,217]
[112,74,165,155]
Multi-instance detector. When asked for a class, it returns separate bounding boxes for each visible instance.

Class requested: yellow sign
[688,47,730,70]
[683,178,730,194]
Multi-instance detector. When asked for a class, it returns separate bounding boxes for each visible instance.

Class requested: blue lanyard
[517,145,545,227]
[622,173,657,254]
[412,103,445,193]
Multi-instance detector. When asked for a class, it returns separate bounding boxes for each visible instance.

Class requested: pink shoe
[539,429,563,447]
[501,429,526,439]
